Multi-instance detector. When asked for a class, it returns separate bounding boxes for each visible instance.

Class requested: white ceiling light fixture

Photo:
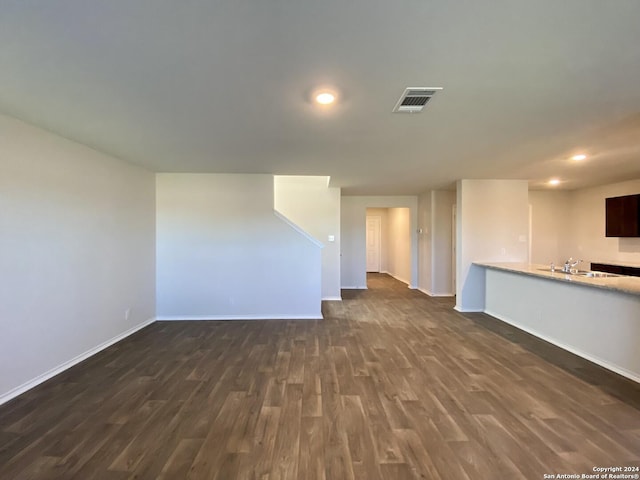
[548,178,561,186]
[393,87,443,113]
[571,154,587,161]
[312,87,339,107]
[315,92,335,105]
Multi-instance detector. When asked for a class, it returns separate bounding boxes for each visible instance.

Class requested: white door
[366,216,381,272]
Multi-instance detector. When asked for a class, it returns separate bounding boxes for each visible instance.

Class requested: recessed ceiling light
[315,92,335,105]
[548,178,561,186]
[571,154,587,161]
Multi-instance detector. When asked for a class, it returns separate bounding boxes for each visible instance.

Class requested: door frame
[452,204,457,295]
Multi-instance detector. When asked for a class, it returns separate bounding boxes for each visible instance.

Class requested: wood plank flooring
[1,273,639,479]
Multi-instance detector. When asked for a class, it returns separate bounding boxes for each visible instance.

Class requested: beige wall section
[0,113,156,404]
[568,178,640,267]
[387,208,412,285]
[456,180,530,312]
[529,178,640,268]
[431,190,456,295]
[274,176,341,300]
[366,208,389,272]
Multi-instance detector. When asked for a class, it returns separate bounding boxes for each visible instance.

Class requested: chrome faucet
[562,258,582,273]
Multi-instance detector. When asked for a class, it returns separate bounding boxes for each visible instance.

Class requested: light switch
[328,235,335,242]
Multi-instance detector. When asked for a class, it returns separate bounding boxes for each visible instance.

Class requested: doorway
[365,207,412,288]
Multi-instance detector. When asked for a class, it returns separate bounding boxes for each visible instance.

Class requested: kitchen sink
[576,271,620,278]
[536,268,620,278]
[537,268,589,274]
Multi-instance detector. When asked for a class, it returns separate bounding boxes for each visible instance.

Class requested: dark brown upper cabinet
[605,194,640,237]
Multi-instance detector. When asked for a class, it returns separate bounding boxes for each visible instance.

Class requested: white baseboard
[156,314,323,321]
[484,309,640,384]
[322,296,343,301]
[0,317,156,406]
[383,271,411,286]
[341,286,368,290]
[454,305,483,313]
[417,288,455,297]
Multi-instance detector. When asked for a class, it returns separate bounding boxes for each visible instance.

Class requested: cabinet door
[606,195,639,237]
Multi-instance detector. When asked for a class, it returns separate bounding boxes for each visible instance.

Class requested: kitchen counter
[474,262,640,383]
[475,262,640,296]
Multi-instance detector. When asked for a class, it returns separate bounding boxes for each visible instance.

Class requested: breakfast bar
[474,262,640,383]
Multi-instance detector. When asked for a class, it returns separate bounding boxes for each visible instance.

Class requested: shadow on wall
[459,264,486,312]
[619,238,640,253]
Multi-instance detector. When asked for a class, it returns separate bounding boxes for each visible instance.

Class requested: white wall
[387,208,411,284]
[0,114,156,404]
[456,180,529,311]
[274,176,341,300]
[156,174,322,319]
[341,196,419,289]
[568,179,640,267]
[529,190,571,265]
[366,208,389,272]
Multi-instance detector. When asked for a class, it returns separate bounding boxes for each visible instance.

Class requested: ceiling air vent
[392,87,442,113]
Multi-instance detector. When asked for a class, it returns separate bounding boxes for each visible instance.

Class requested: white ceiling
[1,1,640,194]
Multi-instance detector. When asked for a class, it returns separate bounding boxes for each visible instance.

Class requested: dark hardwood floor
[1,273,639,479]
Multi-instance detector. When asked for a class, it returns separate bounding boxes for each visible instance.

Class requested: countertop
[474,262,640,296]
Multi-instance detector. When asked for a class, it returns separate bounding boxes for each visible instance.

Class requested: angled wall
[0,114,156,404]
[274,176,341,300]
